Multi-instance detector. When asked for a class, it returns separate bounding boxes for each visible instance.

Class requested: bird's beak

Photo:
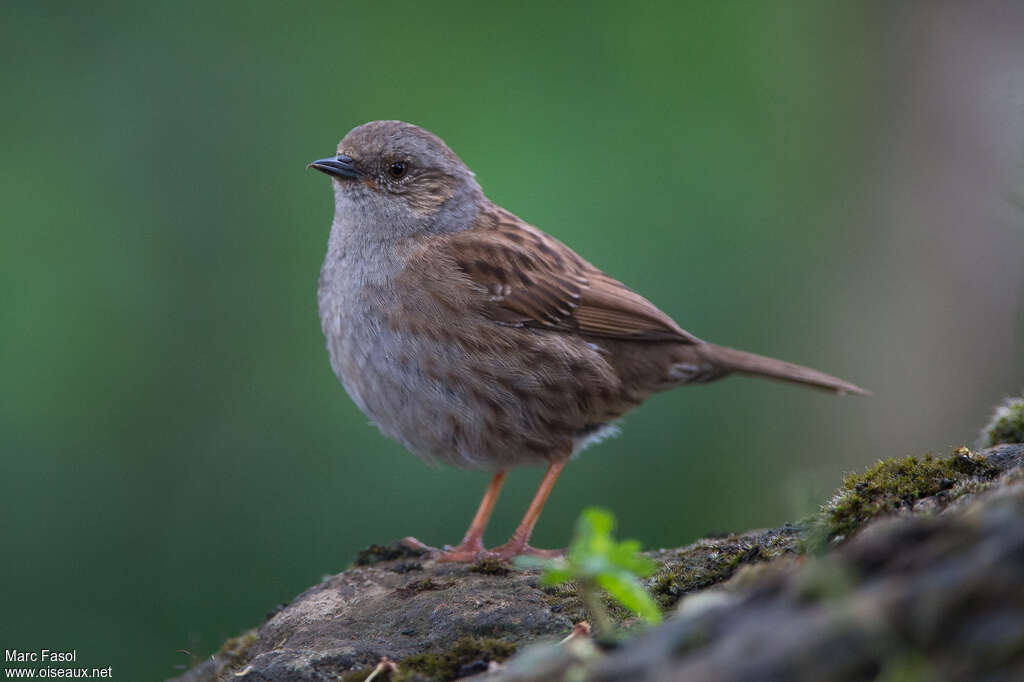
[307,154,361,179]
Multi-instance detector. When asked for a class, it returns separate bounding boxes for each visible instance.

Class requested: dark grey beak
[307,154,361,179]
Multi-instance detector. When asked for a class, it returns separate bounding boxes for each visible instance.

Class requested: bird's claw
[479,543,565,562]
[435,539,486,563]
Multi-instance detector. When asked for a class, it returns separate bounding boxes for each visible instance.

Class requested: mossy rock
[651,547,756,608]
[470,558,510,576]
[817,449,1000,545]
[649,526,800,610]
[193,629,257,679]
[981,395,1024,447]
[353,540,428,566]
[400,637,516,681]
[171,403,1024,682]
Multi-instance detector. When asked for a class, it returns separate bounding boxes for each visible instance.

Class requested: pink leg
[483,459,567,561]
[436,471,508,562]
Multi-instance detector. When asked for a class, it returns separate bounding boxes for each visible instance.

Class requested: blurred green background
[2,1,1023,679]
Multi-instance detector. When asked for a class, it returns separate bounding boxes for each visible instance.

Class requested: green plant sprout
[518,507,661,635]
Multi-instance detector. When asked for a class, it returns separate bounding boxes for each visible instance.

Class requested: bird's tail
[697,343,870,395]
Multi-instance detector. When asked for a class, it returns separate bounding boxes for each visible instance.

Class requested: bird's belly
[321,300,625,470]
[322,310,445,455]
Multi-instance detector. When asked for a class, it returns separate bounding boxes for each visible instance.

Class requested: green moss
[398,577,453,595]
[981,396,1024,447]
[539,581,587,622]
[216,629,258,671]
[469,558,509,575]
[821,450,999,544]
[353,541,427,566]
[651,545,765,609]
[875,650,937,682]
[599,589,636,624]
[399,637,516,681]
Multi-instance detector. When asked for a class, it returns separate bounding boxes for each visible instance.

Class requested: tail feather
[697,343,870,396]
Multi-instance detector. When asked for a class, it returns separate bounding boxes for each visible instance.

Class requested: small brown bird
[310,121,866,562]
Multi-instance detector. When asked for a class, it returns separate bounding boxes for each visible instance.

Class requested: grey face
[309,120,481,225]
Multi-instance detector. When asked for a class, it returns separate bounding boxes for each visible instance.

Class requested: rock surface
[500,443,1024,682]
[171,444,1024,682]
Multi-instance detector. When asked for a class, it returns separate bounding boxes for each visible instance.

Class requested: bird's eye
[388,161,407,179]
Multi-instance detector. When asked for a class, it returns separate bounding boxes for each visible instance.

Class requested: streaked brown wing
[444,204,701,344]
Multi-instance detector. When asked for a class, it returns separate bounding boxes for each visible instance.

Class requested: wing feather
[445,204,700,344]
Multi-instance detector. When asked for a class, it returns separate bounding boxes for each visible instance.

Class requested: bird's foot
[480,542,565,562]
[435,538,486,563]
[429,538,566,563]
[398,536,439,553]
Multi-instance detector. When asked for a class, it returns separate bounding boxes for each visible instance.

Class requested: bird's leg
[484,458,567,561]
[436,471,508,562]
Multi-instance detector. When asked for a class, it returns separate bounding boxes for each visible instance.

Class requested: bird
[309,120,867,562]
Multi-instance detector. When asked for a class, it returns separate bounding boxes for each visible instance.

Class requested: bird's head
[309,120,481,235]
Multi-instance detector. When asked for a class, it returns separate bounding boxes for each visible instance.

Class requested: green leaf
[578,507,615,537]
[521,506,664,628]
[596,570,663,624]
[513,555,573,586]
[513,555,558,571]
[539,568,574,586]
[607,540,658,577]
